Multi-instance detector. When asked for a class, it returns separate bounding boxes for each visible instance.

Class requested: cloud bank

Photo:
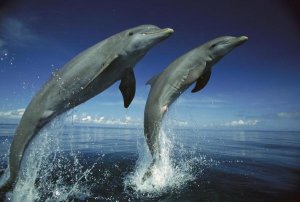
[277,112,300,119]
[0,108,25,119]
[71,114,141,126]
[0,108,141,126]
[223,119,259,127]
[202,119,260,128]
[2,108,299,130]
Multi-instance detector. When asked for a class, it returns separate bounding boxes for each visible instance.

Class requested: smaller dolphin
[0,25,174,193]
[143,35,248,180]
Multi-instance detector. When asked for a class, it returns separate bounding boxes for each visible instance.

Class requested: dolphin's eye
[128,32,133,36]
[210,44,217,49]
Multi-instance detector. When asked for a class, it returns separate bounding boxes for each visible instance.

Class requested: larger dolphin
[143,35,248,179]
[0,25,173,192]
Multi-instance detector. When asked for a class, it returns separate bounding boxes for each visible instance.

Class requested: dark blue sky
[0,0,299,130]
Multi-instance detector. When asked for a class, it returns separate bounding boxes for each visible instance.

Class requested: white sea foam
[4,115,92,202]
[125,107,219,197]
[125,128,198,196]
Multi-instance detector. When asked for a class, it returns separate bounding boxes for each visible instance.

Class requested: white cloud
[0,108,25,119]
[0,108,260,129]
[277,112,300,119]
[0,109,142,127]
[201,119,260,128]
[72,114,141,126]
[170,119,188,127]
[223,119,259,127]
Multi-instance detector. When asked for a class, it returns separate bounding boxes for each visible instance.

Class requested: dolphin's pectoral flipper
[119,68,136,108]
[191,70,211,93]
[83,54,120,90]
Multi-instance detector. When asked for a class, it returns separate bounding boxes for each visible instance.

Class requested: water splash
[125,108,220,198]
[125,128,198,197]
[4,115,93,202]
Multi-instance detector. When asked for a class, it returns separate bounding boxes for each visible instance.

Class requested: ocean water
[0,122,299,201]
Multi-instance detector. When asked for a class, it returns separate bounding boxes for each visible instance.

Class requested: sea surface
[0,122,299,202]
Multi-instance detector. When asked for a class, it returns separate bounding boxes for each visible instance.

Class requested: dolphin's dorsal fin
[146,74,160,86]
[191,70,211,93]
[119,68,136,108]
[83,54,119,89]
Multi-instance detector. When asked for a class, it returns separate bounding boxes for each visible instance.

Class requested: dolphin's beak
[142,28,174,36]
[141,27,174,44]
[158,28,174,38]
[239,36,248,41]
[161,28,174,35]
[225,35,248,48]
[235,36,248,46]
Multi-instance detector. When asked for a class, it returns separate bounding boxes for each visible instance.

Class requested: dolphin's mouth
[238,36,248,41]
[141,28,174,36]
[222,36,248,47]
[223,36,248,44]
[234,36,248,46]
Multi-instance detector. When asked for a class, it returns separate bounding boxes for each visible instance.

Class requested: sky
[0,0,299,131]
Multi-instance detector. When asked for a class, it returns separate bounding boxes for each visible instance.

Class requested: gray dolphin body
[0,25,173,192]
[143,36,248,179]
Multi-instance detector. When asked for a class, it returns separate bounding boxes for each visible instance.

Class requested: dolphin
[0,25,174,193]
[143,35,248,180]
